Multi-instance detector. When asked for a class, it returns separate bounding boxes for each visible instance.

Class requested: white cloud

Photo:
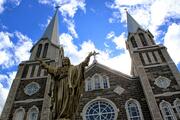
[0,31,33,69]
[9,0,22,6]
[106,31,115,39]
[106,31,126,50]
[164,23,180,65]
[0,50,14,68]
[39,0,86,39]
[38,0,86,18]
[107,0,180,38]
[14,31,33,62]
[64,18,78,38]
[0,84,9,114]
[0,0,5,13]
[60,33,131,75]
[0,32,13,49]
[59,0,85,18]
[0,32,14,68]
[0,71,16,114]
[0,0,22,14]
[39,16,52,30]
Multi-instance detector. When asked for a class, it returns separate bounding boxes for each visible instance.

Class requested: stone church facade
[1,8,180,120]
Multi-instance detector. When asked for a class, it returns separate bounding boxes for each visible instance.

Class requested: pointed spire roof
[42,7,59,45]
[126,11,143,33]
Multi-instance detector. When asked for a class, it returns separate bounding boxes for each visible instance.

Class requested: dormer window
[103,75,109,88]
[85,74,110,91]
[86,78,92,91]
[94,75,101,89]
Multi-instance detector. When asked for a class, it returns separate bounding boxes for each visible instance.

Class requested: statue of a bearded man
[38,52,94,120]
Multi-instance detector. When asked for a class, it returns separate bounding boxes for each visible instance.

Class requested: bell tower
[126,11,180,120]
[0,8,64,120]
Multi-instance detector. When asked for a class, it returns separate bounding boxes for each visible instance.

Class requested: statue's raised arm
[81,51,96,67]
[36,59,57,77]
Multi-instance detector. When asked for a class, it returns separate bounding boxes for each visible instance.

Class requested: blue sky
[0,0,180,114]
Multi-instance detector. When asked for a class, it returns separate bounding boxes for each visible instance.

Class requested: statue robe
[41,59,89,120]
[55,63,85,119]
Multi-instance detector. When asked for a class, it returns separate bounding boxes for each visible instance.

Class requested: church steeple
[126,11,143,33]
[42,7,59,45]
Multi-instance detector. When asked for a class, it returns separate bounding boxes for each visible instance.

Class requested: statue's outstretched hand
[88,51,94,57]
[36,58,43,64]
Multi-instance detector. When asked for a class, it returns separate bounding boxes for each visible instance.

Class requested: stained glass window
[85,100,116,120]
[160,101,176,120]
[126,99,144,120]
[174,99,180,117]
[85,74,110,91]
[13,108,25,120]
[94,75,101,89]
[27,106,39,120]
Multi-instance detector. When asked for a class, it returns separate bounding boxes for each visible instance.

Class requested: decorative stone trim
[14,98,44,103]
[154,91,180,97]
[113,86,125,95]
[154,76,171,89]
[24,82,40,96]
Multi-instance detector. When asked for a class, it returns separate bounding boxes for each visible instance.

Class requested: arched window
[85,78,92,91]
[130,36,137,48]
[174,98,180,118]
[27,105,39,120]
[148,34,155,45]
[160,101,177,120]
[125,99,144,120]
[139,33,148,46]
[36,44,42,58]
[85,74,110,91]
[42,43,49,58]
[13,107,25,120]
[102,75,109,88]
[82,97,118,120]
[94,74,101,89]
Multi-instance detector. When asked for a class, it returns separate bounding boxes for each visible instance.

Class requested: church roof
[126,11,143,33]
[42,8,59,45]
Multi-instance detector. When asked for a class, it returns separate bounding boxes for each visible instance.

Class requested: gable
[85,62,136,81]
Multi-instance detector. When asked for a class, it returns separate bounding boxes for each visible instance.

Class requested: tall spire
[42,6,59,45]
[126,10,143,33]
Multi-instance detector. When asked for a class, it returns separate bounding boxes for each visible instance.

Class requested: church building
[1,8,180,120]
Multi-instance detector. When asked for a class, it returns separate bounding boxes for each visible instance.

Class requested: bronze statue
[37,52,96,120]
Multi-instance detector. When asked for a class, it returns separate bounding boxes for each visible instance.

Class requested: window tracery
[13,107,25,120]
[125,99,144,120]
[160,100,177,120]
[27,105,39,120]
[174,98,180,118]
[82,98,118,120]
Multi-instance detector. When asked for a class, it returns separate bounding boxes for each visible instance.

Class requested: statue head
[62,57,70,67]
